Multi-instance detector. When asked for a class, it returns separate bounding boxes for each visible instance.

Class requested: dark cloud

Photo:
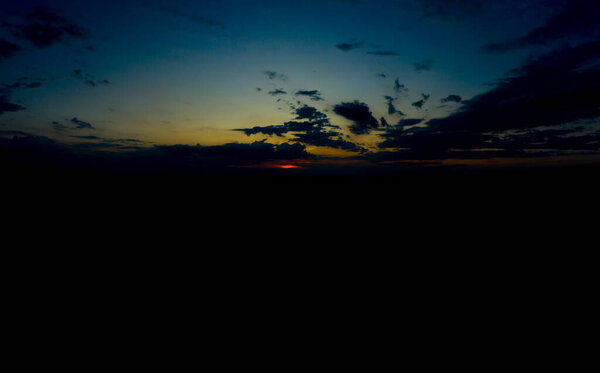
[71,135,103,140]
[268,89,287,96]
[397,118,425,127]
[264,71,288,81]
[295,105,328,121]
[333,101,381,135]
[385,96,405,116]
[441,94,462,103]
[483,0,600,53]
[4,8,86,49]
[0,130,32,137]
[51,121,67,131]
[0,132,312,174]
[72,69,110,88]
[70,135,149,149]
[411,94,430,109]
[416,0,484,20]
[295,90,323,101]
[234,123,299,137]
[393,78,408,94]
[376,73,387,79]
[233,105,363,153]
[0,95,25,115]
[413,59,433,72]
[428,41,600,133]
[376,41,600,161]
[367,51,399,57]
[0,40,22,59]
[290,129,366,153]
[2,78,47,92]
[71,117,95,130]
[234,104,334,137]
[155,140,311,166]
[336,42,363,52]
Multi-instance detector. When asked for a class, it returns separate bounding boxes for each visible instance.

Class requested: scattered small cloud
[336,41,363,52]
[295,90,323,101]
[393,78,408,94]
[441,94,462,103]
[268,89,287,96]
[411,94,430,109]
[71,117,95,130]
[264,71,288,81]
[385,96,405,116]
[51,121,67,131]
[3,8,86,49]
[367,51,399,57]
[72,69,110,88]
[413,59,433,72]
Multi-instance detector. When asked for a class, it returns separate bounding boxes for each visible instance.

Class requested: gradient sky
[1,0,599,172]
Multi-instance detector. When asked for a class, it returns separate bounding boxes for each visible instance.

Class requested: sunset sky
[1,0,599,174]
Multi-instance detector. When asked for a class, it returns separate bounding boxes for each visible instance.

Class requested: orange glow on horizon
[274,164,301,169]
[236,161,304,169]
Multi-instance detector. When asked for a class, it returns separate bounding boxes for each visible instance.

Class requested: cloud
[234,104,333,137]
[2,78,48,92]
[71,117,95,130]
[295,90,323,101]
[367,51,399,57]
[385,96,405,116]
[428,41,600,133]
[0,76,55,114]
[0,132,312,173]
[483,0,600,53]
[72,69,110,88]
[333,101,381,135]
[413,59,433,72]
[376,41,600,160]
[441,94,462,103]
[290,129,366,153]
[0,95,25,115]
[155,140,312,166]
[264,71,288,81]
[397,118,425,127]
[0,40,22,59]
[233,104,364,153]
[268,89,287,96]
[336,42,363,52]
[294,105,328,121]
[411,94,430,109]
[51,121,67,131]
[4,8,86,49]
[393,78,408,94]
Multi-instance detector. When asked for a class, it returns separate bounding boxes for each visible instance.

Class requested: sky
[1,0,600,174]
